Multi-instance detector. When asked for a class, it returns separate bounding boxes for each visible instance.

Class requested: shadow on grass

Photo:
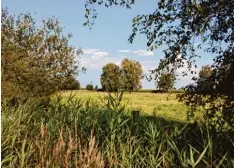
[123,111,234,156]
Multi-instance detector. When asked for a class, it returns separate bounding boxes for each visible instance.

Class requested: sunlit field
[60,90,191,122]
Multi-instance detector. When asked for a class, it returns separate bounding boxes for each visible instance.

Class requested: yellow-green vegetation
[2,98,234,167]
[60,90,190,122]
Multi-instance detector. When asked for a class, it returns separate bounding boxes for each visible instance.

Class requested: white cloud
[82,48,109,60]
[80,56,121,69]
[174,55,200,76]
[91,51,108,59]
[133,49,154,56]
[173,56,200,87]
[80,48,110,68]
[118,50,131,53]
[83,48,100,54]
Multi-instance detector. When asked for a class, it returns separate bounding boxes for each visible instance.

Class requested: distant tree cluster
[100,58,143,92]
[86,84,94,91]
[59,76,81,90]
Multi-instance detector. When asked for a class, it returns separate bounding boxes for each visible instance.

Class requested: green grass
[59,90,191,122]
[2,97,234,167]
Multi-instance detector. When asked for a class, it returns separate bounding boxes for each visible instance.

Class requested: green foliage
[2,97,234,167]
[83,0,234,129]
[86,84,94,90]
[100,59,143,92]
[100,63,122,92]
[139,0,234,128]
[58,76,80,90]
[199,65,212,79]
[178,65,234,130]
[121,58,143,91]
[99,90,126,113]
[1,9,80,101]
[195,65,214,93]
[84,0,134,28]
[95,85,98,90]
[156,73,175,91]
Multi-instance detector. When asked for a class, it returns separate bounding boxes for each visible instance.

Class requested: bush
[86,84,94,90]
[169,89,185,94]
[96,88,105,92]
[59,77,80,90]
[151,89,168,93]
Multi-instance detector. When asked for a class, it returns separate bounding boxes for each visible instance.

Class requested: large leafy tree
[196,65,214,93]
[100,59,143,92]
[121,58,143,91]
[84,0,234,129]
[156,73,175,91]
[100,63,122,92]
[1,9,80,101]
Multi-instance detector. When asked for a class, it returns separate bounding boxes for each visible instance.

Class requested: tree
[95,85,98,90]
[59,76,80,90]
[100,63,122,92]
[100,59,143,92]
[121,58,143,91]
[86,84,94,91]
[156,73,175,91]
[199,65,212,79]
[196,65,214,93]
[1,9,80,101]
[84,0,234,129]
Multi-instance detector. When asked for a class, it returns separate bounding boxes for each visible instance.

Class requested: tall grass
[2,96,234,167]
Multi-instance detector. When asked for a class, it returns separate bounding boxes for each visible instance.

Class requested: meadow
[60,90,190,122]
[2,91,234,167]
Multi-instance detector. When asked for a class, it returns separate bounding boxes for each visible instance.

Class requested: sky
[2,0,215,89]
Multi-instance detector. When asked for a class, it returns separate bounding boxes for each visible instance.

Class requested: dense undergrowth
[1,95,234,167]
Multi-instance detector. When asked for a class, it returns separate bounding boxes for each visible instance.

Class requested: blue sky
[2,0,214,88]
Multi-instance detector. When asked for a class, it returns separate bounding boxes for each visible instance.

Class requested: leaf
[193,145,208,167]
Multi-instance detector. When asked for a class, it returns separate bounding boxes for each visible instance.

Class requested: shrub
[151,89,168,93]
[169,89,185,94]
[96,88,105,92]
[59,77,80,90]
[86,84,94,90]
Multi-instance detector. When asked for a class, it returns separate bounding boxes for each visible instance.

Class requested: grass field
[60,90,190,122]
[2,94,233,167]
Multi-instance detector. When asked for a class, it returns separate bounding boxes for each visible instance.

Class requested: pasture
[60,90,191,122]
